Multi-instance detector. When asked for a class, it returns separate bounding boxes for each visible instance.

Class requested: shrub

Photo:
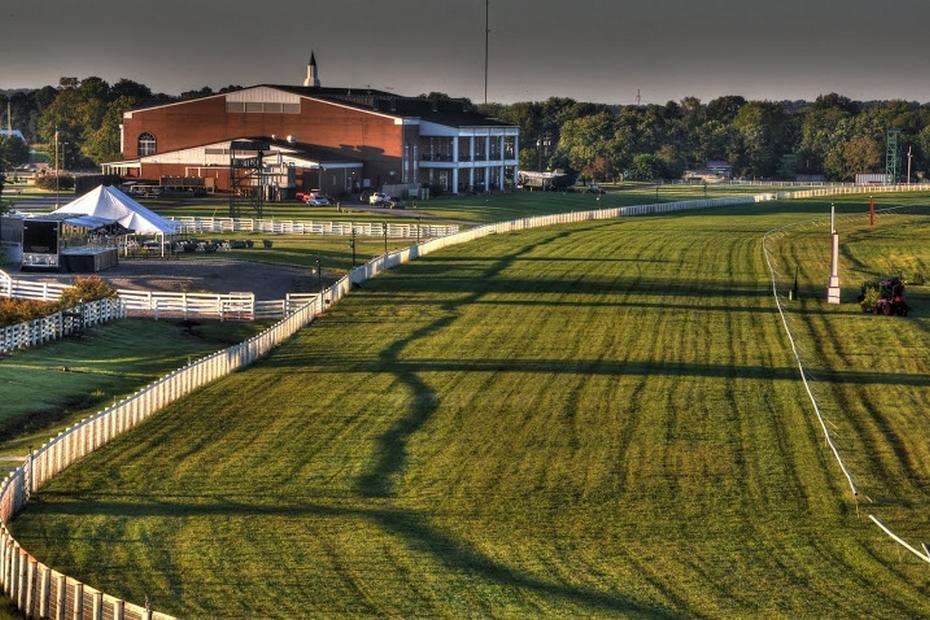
[34,174,75,191]
[57,276,117,310]
[0,298,59,328]
[858,281,882,312]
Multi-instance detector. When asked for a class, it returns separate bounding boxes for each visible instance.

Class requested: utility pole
[907,145,913,186]
[484,0,489,105]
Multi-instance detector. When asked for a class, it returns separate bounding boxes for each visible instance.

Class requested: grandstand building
[103,55,520,196]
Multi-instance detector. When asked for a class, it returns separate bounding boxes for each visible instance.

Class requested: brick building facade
[105,72,519,196]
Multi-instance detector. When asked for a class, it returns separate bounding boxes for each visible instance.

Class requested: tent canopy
[51,185,178,235]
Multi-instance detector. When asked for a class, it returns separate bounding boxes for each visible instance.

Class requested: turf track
[11,197,930,617]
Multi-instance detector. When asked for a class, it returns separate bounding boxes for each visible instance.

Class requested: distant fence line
[0,297,125,354]
[4,182,930,617]
[167,216,459,239]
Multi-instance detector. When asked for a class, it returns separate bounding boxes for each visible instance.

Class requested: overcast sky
[2,0,929,104]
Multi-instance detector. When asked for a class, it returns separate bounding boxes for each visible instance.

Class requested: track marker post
[869,195,875,226]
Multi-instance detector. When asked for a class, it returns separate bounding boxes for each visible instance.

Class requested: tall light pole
[484,0,489,105]
[54,129,60,208]
[907,145,913,186]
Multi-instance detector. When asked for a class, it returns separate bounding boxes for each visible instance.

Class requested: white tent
[51,185,178,235]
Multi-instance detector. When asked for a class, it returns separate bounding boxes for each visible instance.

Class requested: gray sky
[2,0,929,104]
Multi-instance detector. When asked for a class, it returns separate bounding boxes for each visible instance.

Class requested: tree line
[479,94,930,182]
[3,78,930,182]
[0,77,241,169]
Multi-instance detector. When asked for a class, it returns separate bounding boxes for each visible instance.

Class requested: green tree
[731,101,791,177]
[628,153,663,181]
[82,96,135,163]
[823,135,881,180]
[0,135,30,168]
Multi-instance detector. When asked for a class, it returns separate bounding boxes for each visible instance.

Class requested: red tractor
[859,277,909,316]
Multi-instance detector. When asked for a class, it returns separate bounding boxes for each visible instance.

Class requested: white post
[828,231,841,304]
[452,137,460,194]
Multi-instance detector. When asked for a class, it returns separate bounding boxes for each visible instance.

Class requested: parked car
[127,184,163,198]
[304,192,330,206]
[369,192,388,206]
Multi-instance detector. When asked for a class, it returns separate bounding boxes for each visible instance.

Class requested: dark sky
[3,0,929,104]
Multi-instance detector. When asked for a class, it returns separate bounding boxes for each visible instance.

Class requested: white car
[368,192,388,206]
[305,193,330,206]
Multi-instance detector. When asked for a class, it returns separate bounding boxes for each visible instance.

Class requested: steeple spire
[304,50,320,88]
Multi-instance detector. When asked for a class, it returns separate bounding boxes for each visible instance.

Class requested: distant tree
[824,135,881,180]
[82,96,136,163]
[628,153,663,181]
[180,86,214,99]
[731,101,791,177]
[0,135,30,168]
[706,96,746,124]
[110,78,152,102]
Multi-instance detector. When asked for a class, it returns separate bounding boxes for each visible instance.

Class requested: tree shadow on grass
[24,496,680,618]
[354,224,604,498]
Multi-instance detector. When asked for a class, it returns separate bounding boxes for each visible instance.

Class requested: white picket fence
[4,182,930,618]
[0,298,126,354]
[0,272,319,321]
[168,216,459,239]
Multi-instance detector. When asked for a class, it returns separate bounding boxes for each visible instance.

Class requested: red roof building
[104,60,519,196]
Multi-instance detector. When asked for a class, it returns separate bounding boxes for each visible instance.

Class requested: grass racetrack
[11,197,930,617]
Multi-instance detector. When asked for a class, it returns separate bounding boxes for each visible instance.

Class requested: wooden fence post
[25,558,36,616]
[73,582,83,620]
[39,564,51,618]
[56,575,66,620]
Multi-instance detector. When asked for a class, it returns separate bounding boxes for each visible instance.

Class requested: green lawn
[10,194,930,616]
[0,319,263,458]
[766,197,930,548]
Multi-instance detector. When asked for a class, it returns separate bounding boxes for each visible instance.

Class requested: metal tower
[885,128,902,183]
[229,139,268,219]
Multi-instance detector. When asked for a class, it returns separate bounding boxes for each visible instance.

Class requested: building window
[138,132,156,156]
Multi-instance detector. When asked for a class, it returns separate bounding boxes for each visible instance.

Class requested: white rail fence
[0,272,319,321]
[0,298,125,354]
[168,216,459,239]
[3,183,930,617]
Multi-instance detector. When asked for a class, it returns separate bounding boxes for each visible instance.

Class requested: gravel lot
[14,259,320,300]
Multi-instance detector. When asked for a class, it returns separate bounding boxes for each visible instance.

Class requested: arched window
[138,132,156,156]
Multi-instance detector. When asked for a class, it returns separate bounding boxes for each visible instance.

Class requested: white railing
[0,273,319,322]
[168,216,459,239]
[5,182,930,618]
[0,298,126,354]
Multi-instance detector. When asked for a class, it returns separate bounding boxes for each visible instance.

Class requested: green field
[10,194,930,616]
[0,319,263,458]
